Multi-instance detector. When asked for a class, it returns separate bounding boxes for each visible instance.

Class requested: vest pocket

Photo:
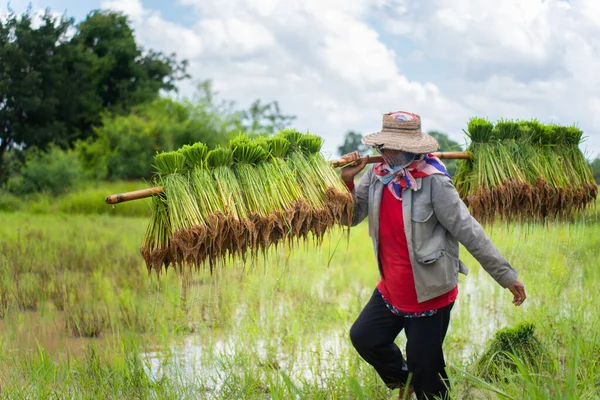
[411,200,434,223]
[417,250,445,265]
[412,209,433,223]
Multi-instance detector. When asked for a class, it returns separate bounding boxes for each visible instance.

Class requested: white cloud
[101,0,145,22]
[380,0,600,157]
[99,0,468,157]
[95,0,600,158]
[197,18,276,57]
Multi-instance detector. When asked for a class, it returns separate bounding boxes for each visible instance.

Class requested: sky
[3,0,600,159]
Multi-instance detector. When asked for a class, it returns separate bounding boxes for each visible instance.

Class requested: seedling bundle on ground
[107,118,597,274]
[473,322,552,382]
[139,130,353,275]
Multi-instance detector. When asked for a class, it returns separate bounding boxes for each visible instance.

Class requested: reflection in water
[139,268,507,390]
[0,268,507,390]
[0,312,114,360]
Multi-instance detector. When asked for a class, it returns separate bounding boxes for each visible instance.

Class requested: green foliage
[75,84,274,180]
[427,130,464,177]
[238,99,296,135]
[75,98,225,180]
[74,10,188,113]
[0,8,188,179]
[0,189,22,211]
[473,322,552,382]
[337,130,370,156]
[7,145,84,195]
[0,10,77,158]
[1,181,152,216]
[56,181,152,217]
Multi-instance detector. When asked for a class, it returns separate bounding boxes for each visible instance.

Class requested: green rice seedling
[207,146,253,261]
[153,151,203,269]
[455,118,496,220]
[230,134,277,254]
[466,117,494,143]
[553,126,598,214]
[230,135,272,215]
[279,130,330,241]
[261,136,307,244]
[519,119,549,146]
[250,136,297,247]
[140,194,172,275]
[179,143,227,268]
[456,117,501,223]
[298,134,353,241]
[490,121,536,222]
[455,117,598,223]
[472,322,552,383]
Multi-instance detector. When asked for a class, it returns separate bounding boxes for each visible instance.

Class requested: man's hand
[508,280,526,306]
[340,151,369,183]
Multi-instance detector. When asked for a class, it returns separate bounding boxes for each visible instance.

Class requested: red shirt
[346,181,458,312]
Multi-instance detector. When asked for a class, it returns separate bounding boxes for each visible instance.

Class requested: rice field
[0,201,599,399]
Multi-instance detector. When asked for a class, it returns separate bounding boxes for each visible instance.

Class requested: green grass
[0,180,152,217]
[0,209,599,399]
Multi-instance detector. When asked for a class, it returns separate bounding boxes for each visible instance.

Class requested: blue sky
[3,0,600,158]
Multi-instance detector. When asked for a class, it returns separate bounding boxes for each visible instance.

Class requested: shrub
[56,181,152,217]
[76,98,238,181]
[0,190,22,211]
[7,145,85,195]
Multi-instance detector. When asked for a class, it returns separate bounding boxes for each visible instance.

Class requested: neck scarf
[374,154,451,200]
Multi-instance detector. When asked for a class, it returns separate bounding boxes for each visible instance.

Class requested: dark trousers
[350,289,453,400]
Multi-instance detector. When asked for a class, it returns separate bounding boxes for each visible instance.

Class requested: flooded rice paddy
[0,211,599,398]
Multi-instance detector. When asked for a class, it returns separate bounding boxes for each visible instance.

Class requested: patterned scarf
[374,154,451,200]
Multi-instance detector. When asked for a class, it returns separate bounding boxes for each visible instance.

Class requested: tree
[427,131,464,177]
[0,10,76,175]
[338,130,369,156]
[237,99,296,135]
[75,98,230,180]
[73,10,188,116]
[0,9,188,179]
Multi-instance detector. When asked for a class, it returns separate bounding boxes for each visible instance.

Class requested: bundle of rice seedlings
[153,151,203,268]
[257,136,305,245]
[298,133,353,240]
[179,143,226,268]
[552,125,598,214]
[472,322,552,382]
[455,118,499,222]
[279,129,331,241]
[229,135,276,253]
[207,146,253,261]
[140,194,171,275]
[455,117,597,223]
[492,120,535,221]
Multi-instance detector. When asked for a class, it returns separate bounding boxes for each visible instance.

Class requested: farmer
[340,111,526,400]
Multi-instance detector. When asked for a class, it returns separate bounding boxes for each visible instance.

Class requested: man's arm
[339,151,371,227]
[431,176,526,305]
[344,166,372,227]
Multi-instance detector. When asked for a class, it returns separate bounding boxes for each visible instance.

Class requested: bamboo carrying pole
[105,151,471,205]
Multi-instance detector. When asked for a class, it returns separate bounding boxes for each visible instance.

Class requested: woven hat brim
[361,131,439,154]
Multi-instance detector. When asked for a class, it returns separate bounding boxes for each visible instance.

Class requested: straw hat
[362,111,439,153]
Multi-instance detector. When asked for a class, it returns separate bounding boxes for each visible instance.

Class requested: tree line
[0,8,295,194]
[1,7,598,197]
